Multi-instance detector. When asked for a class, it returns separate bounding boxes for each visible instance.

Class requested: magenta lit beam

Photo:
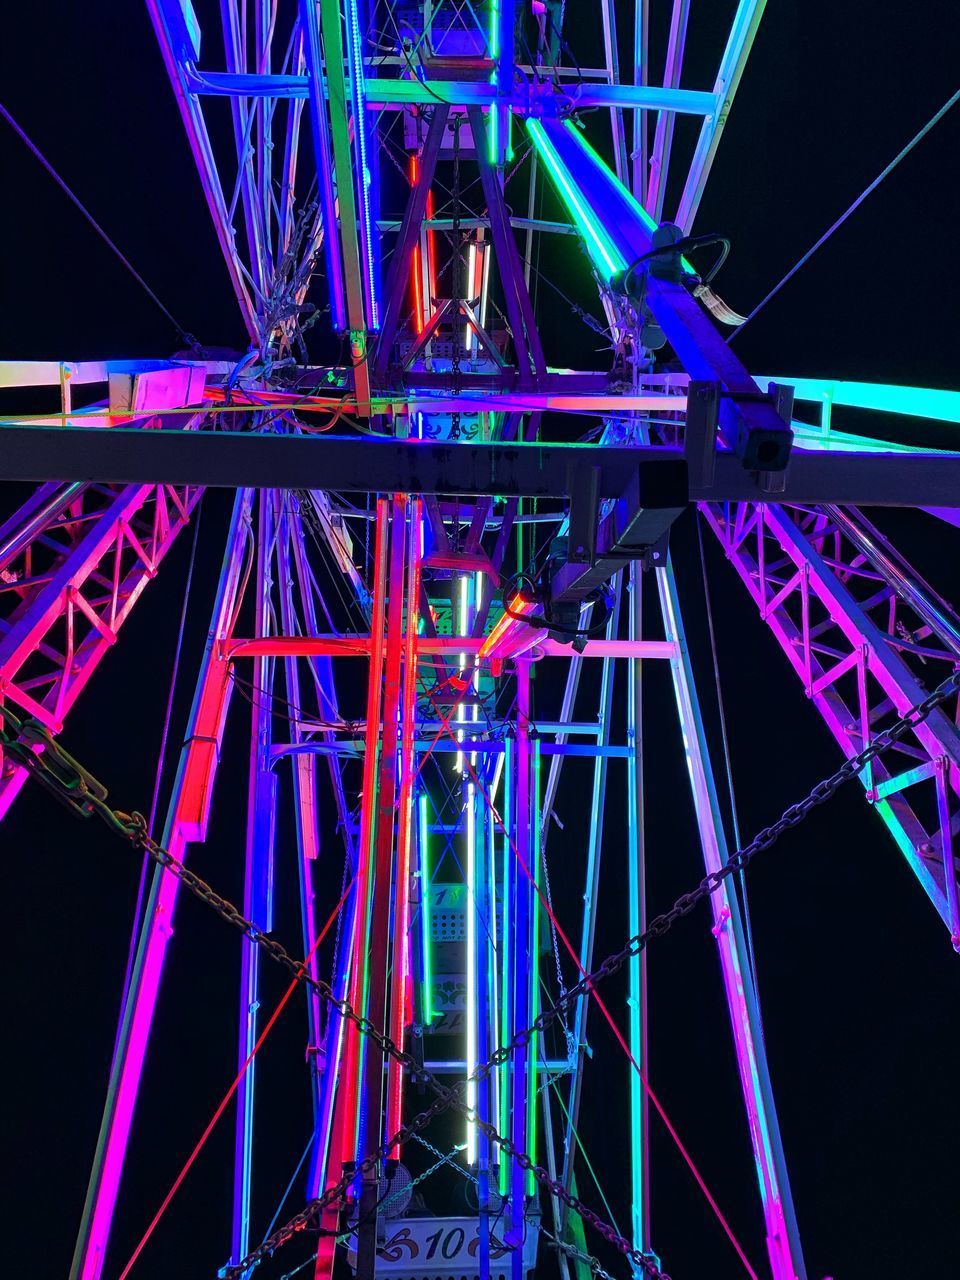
[312,498,390,1280]
[386,500,422,1150]
[70,489,254,1280]
[231,495,278,1266]
[0,481,201,819]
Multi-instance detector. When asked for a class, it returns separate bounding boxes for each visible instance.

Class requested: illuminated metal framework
[0,4,958,1280]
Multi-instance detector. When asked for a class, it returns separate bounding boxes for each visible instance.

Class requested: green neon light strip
[418,793,434,1025]
[498,743,513,1199]
[791,422,956,455]
[488,0,500,164]
[525,120,625,281]
[548,1060,623,1235]
[758,376,960,425]
[560,120,696,276]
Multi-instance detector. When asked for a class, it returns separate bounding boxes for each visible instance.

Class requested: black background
[1,3,959,1278]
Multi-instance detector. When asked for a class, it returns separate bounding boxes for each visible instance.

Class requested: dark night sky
[2,4,960,1279]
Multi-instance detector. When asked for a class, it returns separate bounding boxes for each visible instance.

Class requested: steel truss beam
[70,489,253,1280]
[0,480,201,817]
[702,500,960,941]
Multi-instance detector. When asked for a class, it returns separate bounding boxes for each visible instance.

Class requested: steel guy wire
[0,101,197,345]
[730,87,960,340]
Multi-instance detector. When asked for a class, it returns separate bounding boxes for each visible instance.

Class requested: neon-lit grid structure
[1,5,958,1280]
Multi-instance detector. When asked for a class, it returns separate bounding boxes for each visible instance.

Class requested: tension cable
[730,86,960,340]
[0,99,198,346]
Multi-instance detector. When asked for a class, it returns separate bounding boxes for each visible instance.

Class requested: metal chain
[337,1144,464,1242]
[225,663,960,1275]
[0,706,666,1280]
[3,665,956,1278]
[501,666,960,1050]
[539,1225,630,1280]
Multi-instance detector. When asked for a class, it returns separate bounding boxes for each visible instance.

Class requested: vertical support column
[356,497,408,1280]
[277,506,327,1120]
[656,556,807,1280]
[375,107,449,377]
[145,2,258,336]
[600,0,629,183]
[297,0,347,332]
[231,495,278,1265]
[70,490,254,1280]
[386,501,422,1144]
[316,0,372,407]
[219,0,271,298]
[675,0,767,233]
[626,562,650,1263]
[475,773,494,1280]
[558,589,621,1222]
[312,500,390,1280]
[645,0,690,221]
[494,0,516,169]
[525,730,542,1201]
[632,0,649,202]
[540,1083,573,1280]
[498,728,514,1201]
[509,660,533,1279]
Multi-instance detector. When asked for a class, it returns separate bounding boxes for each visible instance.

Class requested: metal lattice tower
[1,4,958,1280]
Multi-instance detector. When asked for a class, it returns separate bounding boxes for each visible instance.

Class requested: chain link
[0,704,666,1279]
[3,664,956,1280]
[481,666,960,1065]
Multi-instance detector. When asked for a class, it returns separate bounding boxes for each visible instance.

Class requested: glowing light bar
[345,0,379,327]
[791,423,955,456]
[409,156,425,335]
[498,741,512,1198]
[524,734,541,1195]
[525,120,625,282]
[560,121,696,276]
[759,377,960,426]
[489,0,501,165]
[477,594,541,661]
[466,781,478,1162]
[418,792,434,1025]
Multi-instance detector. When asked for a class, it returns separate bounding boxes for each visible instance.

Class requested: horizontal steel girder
[182,69,717,115]
[221,636,677,659]
[3,427,960,505]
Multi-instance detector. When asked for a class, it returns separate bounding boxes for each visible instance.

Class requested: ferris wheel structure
[1,4,959,1280]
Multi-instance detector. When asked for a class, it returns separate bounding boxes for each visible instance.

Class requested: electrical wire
[619,233,730,297]
[0,99,197,345]
[730,86,960,340]
[254,1131,317,1255]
